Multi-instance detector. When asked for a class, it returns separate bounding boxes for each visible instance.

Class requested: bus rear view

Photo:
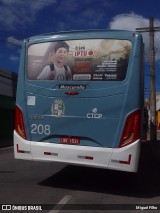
[14,30,144,172]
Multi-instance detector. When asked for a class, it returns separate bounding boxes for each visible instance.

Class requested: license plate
[60,137,80,145]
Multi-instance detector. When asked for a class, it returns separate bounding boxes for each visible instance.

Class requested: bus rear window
[27,39,132,81]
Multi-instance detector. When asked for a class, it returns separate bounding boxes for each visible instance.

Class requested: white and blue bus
[14,30,144,172]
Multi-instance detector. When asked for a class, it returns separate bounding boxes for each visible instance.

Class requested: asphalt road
[0,143,160,213]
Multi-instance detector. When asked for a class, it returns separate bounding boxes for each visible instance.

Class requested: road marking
[48,195,72,213]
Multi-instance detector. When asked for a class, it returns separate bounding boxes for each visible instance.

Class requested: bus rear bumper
[14,131,140,172]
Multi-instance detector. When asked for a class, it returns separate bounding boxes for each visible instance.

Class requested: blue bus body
[14,30,144,172]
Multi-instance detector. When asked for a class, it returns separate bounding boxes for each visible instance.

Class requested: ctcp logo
[87,108,102,119]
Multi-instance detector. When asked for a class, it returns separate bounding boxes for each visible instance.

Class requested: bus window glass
[27,39,132,81]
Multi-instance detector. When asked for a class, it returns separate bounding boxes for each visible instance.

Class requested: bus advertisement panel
[27,39,131,81]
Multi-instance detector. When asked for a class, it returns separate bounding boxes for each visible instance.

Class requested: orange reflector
[119,154,132,165]
[16,144,30,154]
[78,155,93,160]
[44,152,58,156]
[44,152,52,155]
[85,156,93,160]
[16,144,24,153]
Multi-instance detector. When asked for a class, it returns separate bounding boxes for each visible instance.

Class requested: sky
[0,0,160,95]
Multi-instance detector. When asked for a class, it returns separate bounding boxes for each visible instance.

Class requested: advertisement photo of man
[37,41,72,80]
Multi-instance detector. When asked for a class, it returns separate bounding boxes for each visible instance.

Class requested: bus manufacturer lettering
[59,84,86,90]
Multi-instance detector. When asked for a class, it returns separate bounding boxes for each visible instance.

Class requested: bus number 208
[31,124,51,135]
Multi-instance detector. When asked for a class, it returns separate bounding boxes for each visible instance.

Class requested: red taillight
[15,106,26,139]
[65,91,79,95]
[119,110,141,148]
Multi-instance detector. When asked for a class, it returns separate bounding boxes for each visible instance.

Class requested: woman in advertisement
[37,41,72,80]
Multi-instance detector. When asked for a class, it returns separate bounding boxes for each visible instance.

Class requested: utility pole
[149,17,157,141]
[136,17,160,141]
